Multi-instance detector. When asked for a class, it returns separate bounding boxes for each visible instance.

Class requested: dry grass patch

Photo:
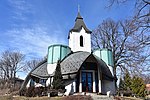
[0,95,62,100]
[115,96,144,100]
[0,95,13,100]
[0,95,93,100]
[61,95,93,100]
[123,97,144,100]
[14,96,62,100]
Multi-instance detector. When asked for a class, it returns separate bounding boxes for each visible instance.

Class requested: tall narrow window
[80,35,83,47]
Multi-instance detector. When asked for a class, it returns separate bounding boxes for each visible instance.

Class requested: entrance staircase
[74,93,114,100]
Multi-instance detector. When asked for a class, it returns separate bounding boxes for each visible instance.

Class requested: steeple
[75,5,83,21]
[70,8,92,34]
[68,7,92,53]
[78,4,80,13]
[75,12,83,21]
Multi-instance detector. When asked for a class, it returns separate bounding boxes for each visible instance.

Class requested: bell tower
[68,10,92,53]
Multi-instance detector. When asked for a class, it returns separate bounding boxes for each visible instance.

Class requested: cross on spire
[78,4,80,13]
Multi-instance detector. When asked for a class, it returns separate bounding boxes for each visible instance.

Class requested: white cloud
[4,0,68,59]
[5,25,67,59]
[8,0,33,21]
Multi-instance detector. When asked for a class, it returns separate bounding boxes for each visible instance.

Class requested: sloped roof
[61,51,91,75]
[60,51,114,80]
[21,51,114,91]
[69,12,92,33]
[93,55,114,80]
[31,60,49,79]
[20,59,48,91]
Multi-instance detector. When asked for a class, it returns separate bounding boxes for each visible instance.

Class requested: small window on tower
[80,35,83,47]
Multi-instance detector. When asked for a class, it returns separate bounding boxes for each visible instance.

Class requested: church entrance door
[81,72,93,92]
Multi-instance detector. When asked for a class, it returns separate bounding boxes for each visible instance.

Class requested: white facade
[46,63,57,86]
[102,80,116,95]
[47,63,57,75]
[69,27,91,53]
[64,80,76,96]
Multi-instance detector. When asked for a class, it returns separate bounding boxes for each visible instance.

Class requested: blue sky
[0,0,135,79]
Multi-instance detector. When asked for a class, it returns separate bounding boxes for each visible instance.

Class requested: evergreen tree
[121,72,146,97]
[130,76,146,97]
[52,60,64,90]
[123,72,132,90]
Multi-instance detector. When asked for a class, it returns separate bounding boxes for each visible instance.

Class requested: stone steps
[92,96,114,100]
[73,93,114,100]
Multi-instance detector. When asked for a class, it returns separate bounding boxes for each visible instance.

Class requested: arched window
[80,35,83,47]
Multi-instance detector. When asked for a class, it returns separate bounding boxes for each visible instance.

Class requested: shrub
[47,89,58,97]
[20,86,47,97]
[26,86,35,97]
[19,88,26,96]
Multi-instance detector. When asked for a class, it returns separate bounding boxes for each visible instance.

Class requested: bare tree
[106,0,150,84]
[0,50,25,87]
[108,0,150,28]
[0,64,5,79]
[24,59,42,73]
[141,74,150,84]
[92,19,150,87]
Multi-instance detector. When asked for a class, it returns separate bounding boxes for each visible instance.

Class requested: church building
[20,11,116,95]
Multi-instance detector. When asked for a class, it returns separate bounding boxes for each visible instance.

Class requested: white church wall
[47,63,57,75]
[46,77,54,87]
[98,67,102,93]
[46,63,56,87]
[64,80,76,96]
[102,80,116,95]
[46,78,50,86]
[69,27,91,53]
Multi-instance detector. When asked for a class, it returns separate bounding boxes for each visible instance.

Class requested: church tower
[68,11,92,53]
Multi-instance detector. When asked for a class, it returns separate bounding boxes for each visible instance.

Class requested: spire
[69,5,91,33]
[76,4,83,21]
[78,4,80,13]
